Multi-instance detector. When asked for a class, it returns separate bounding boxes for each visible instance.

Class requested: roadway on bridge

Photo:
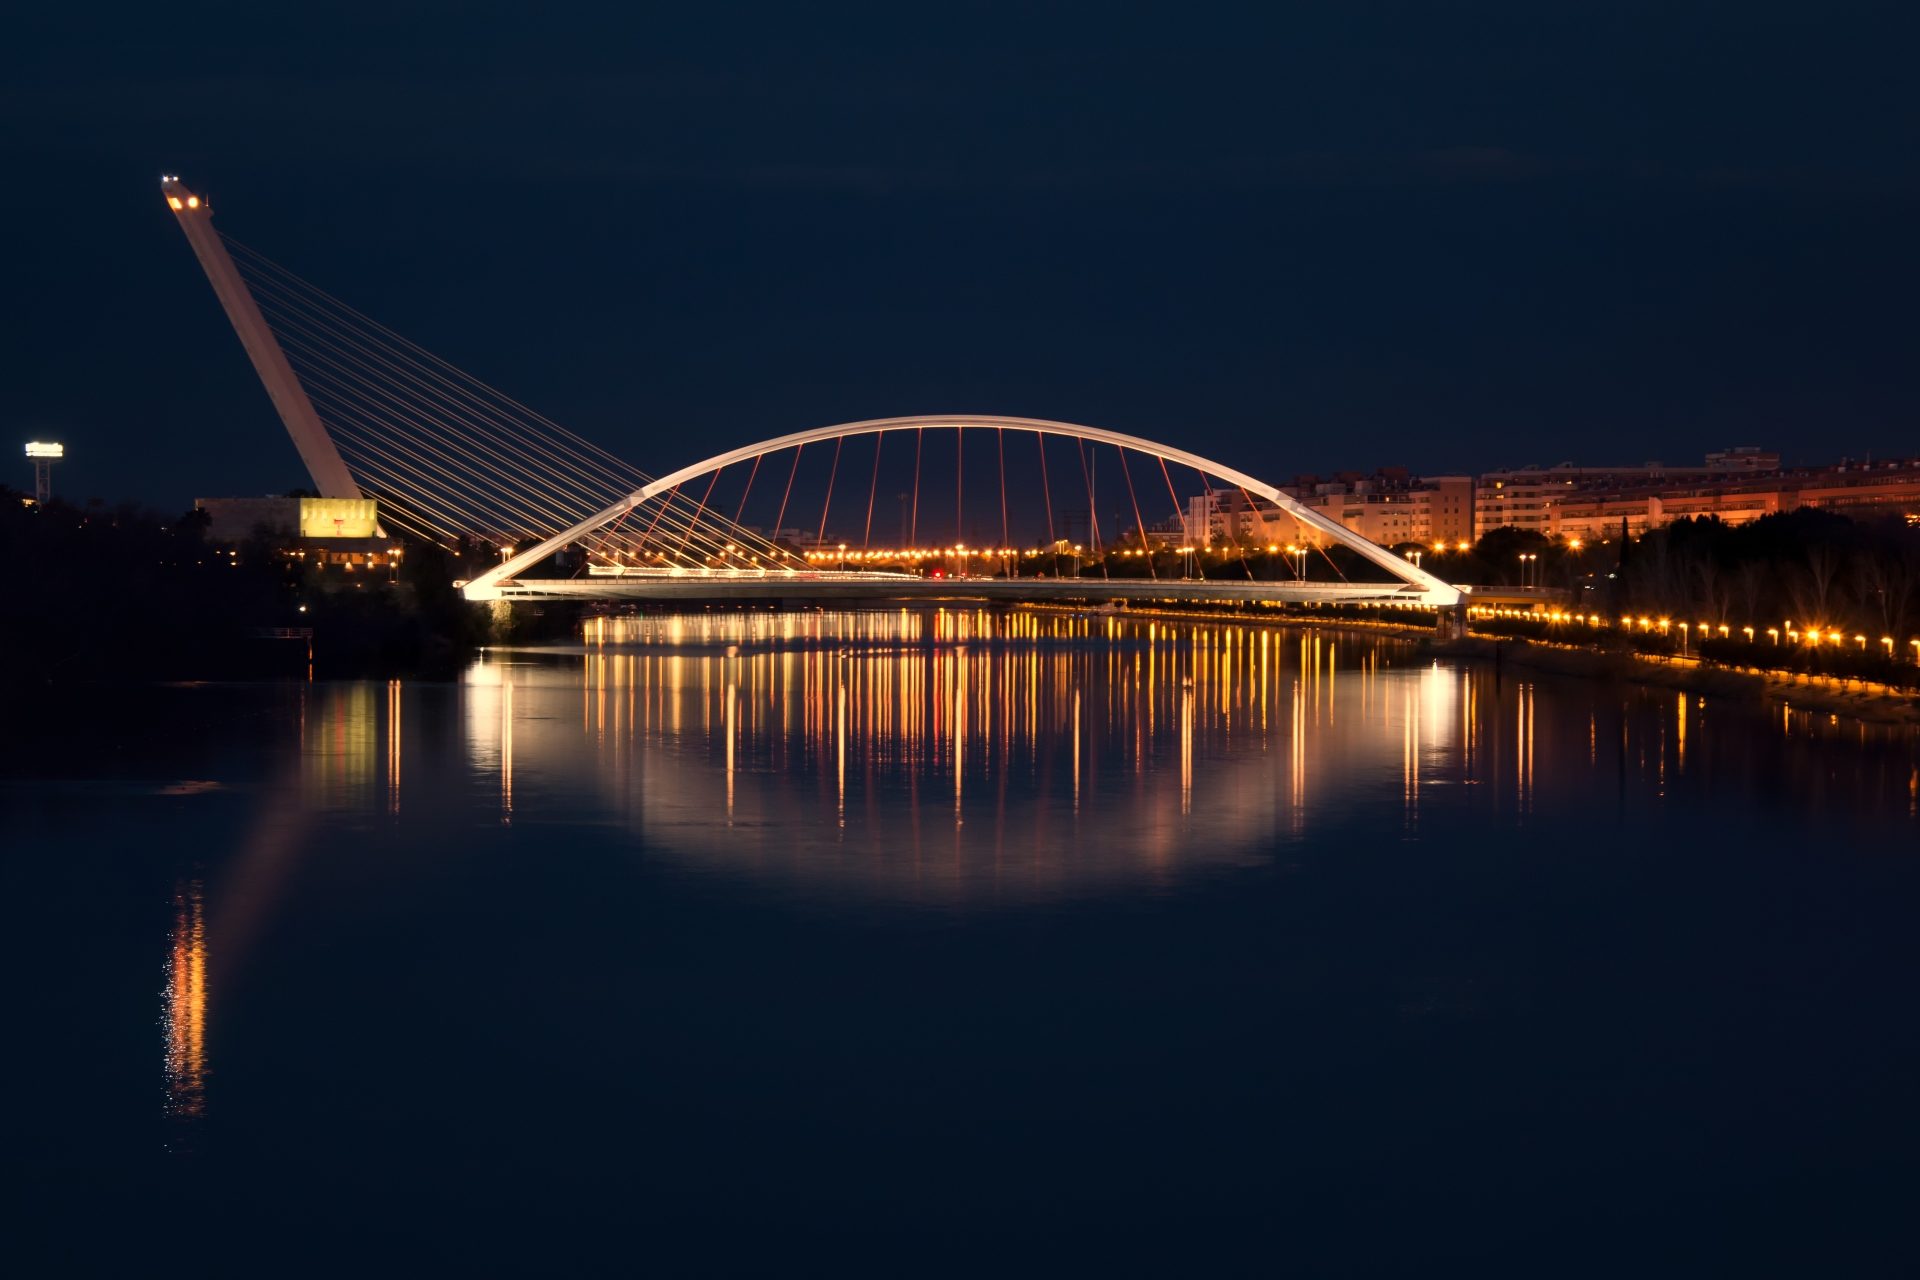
[475,571,1439,607]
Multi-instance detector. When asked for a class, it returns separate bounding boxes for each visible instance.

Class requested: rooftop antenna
[159,175,360,499]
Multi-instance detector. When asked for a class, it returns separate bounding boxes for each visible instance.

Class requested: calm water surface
[9,609,1920,1274]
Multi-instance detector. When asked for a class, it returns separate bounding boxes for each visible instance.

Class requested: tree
[1789,544,1844,625]
[174,507,212,541]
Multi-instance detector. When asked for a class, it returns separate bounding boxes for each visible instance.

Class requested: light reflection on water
[475,614,1468,899]
[161,879,207,1128]
[4,605,1914,1226]
[454,608,1917,901]
[150,609,1920,1137]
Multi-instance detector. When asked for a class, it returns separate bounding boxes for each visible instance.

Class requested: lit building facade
[195,495,399,575]
[1474,452,1920,540]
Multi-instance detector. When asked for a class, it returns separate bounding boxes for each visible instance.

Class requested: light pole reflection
[162,879,208,1130]
[465,612,1514,900]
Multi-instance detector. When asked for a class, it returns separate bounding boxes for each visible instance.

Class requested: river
[8,608,1920,1273]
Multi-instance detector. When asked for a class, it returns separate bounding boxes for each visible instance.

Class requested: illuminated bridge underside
[486,572,1432,606]
[465,416,1465,608]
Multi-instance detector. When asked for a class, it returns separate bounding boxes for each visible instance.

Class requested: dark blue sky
[4,2,1916,506]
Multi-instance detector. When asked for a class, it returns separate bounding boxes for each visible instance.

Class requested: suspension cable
[773,445,804,552]
[862,431,884,549]
[816,435,844,549]
[1116,446,1157,581]
[910,428,922,547]
[995,427,1011,554]
[1036,432,1055,548]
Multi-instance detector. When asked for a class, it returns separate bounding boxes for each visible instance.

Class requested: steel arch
[461,415,1462,605]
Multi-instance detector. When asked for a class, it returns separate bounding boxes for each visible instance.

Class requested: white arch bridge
[458,416,1464,610]
[156,181,1463,617]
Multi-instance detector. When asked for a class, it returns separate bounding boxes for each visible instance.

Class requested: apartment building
[1476,451,1918,540]
[1180,472,1476,550]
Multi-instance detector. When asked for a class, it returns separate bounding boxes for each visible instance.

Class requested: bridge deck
[470,572,1448,607]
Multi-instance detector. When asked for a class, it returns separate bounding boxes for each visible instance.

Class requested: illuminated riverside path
[9,609,1920,1268]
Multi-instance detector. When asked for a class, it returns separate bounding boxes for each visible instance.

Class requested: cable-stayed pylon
[162,175,781,567]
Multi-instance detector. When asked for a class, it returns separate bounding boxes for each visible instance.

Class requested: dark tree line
[0,487,489,688]
[1615,510,1920,643]
[1462,510,1920,686]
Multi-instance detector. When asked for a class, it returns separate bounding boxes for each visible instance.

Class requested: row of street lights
[1469,604,1920,663]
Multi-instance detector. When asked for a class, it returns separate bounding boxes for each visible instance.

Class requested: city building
[1473,450,1920,540]
[1411,476,1475,547]
[1176,471,1476,551]
[1182,490,1301,546]
[195,495,400,575]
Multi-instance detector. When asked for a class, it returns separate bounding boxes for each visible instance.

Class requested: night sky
[4,2,1917,508]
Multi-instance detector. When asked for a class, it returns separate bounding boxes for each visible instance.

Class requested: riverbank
[1015,600,1920,726]
[1430,635,1920,726]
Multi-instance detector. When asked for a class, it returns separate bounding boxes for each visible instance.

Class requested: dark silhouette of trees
[0,486,487,687]
[1611,510,1916,643]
